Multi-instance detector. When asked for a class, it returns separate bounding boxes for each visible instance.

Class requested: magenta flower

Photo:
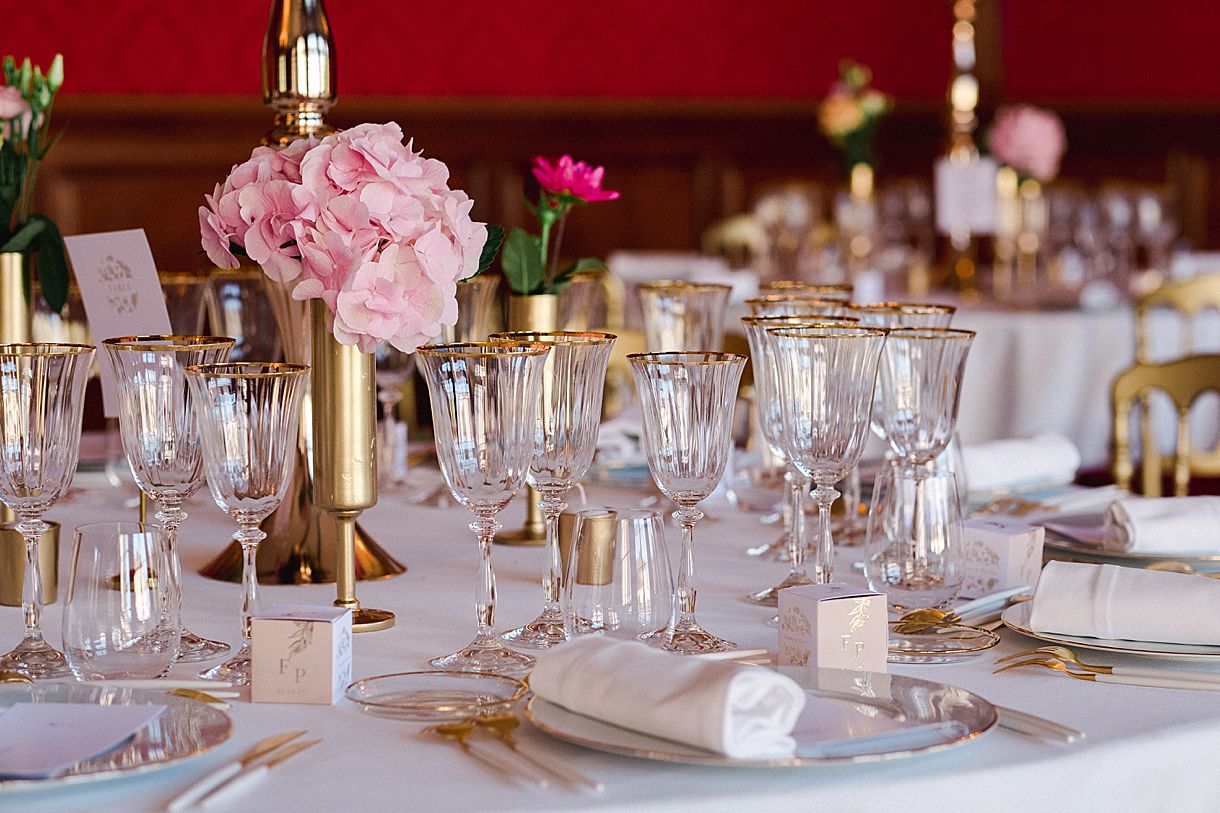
[531,155,619,203]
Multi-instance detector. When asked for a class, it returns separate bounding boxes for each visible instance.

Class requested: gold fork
[997,646,1220,684]
[475,714,603,793]
[426,721,548,789]
[995,656,1220,691]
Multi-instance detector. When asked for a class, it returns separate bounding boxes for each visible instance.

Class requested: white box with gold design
[959,517,1044,599]
[777,584,887,673]
[251,605,352,705]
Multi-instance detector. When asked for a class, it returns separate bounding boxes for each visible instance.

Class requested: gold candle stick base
[0,522,58,607]
[496,485,547,546]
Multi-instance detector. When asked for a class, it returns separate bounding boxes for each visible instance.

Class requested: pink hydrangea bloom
[200,123,486,352]
[987,105,1067,183]
[531,155,620,202]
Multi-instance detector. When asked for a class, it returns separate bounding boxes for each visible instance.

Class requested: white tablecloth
[9,471,1220,812]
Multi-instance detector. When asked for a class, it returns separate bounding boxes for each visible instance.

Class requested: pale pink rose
[332,243,451,353]
[0,86,29,120]
[987,105,1067,183]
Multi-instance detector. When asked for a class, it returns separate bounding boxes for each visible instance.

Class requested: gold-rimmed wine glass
[744,294,850,318]
[0,343,95,679]
[416,342,550,676]
[629,351,745,653]
[768,325,887,585]
[185,362,309,685]
[103,335,235,663]
[758,281,853,301]
[490,331,616,650]
[637,280,732,352]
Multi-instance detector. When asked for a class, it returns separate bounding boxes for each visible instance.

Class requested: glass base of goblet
[745,533,791,560]
[744,569,814,607]
[176,630,230,663]
[500,609,569,649]
[429,635,535,677]
[655,619,736,655]
[197,643,251,686]
[0,637,71,679]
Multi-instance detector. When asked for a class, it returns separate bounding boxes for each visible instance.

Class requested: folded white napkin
[529,637,806,759]
[962,433,1081,492]
[1028,560,1220,644]
[1104,496,1220,554]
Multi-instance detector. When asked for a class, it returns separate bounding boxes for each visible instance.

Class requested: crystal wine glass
[757,281,853,301]
[103,335,235,662]
[415,342,550,675]
[374,343,423,497]
[744,295,849,318]
[0,343,95,679]
[491,331,616,650]
[637,280,732,352]
[629,351,745,653]
[768,325,887,584]
[185,362,309,684]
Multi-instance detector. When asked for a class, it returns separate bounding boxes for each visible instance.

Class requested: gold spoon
[475,714,603,792]
[427,722,547,788]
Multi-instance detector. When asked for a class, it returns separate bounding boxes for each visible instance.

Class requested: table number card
[64,229,172,416]
[934,155,999,236]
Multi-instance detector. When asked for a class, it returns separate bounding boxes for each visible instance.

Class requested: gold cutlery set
[995,645,1220,691]
[166,731,319,810]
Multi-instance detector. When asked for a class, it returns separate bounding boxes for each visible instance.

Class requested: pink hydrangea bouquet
[496,154,619,295]
[987,105,1067,183]
[200,122,493,352]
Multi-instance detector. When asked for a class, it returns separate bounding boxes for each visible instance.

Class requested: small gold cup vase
[310,300,395,632]
[495,293,558,547]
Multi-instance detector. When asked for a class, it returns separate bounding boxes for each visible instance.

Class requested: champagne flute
[415,342,549,675]
[0,343,95,679]
[629,351,745,653]
[491,331,616,650]
[103,335,235,662]
[185,362,309,685]
[768,325,887,584]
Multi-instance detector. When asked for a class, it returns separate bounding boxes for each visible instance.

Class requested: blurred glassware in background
[161,274,211,335]
[205,269,282,362]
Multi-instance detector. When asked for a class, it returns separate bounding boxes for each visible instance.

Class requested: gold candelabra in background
[946,0,983,295]
[262,0,337,147]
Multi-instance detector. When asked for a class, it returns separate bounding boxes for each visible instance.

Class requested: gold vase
[496,293,558,547]
[0,253,30,344]
[310,300,395,632]
[199,277,406,586]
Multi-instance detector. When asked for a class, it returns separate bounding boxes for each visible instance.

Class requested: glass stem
[379,392,404,484]
[471,514,502,639]
[912,462,930,574]
[17,516,46,642]
[235,522,265,648]
[155,498,186,628]
[843,465,862,530]
[811,479,840,584]
[785,469,807,577]
[540,490,567,610]
[674,506,704,620]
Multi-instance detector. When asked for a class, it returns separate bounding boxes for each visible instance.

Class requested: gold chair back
[1112,353,1220,496]
[1135,273,1220,363]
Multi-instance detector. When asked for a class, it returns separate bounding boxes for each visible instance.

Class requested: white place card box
[959,516,1045,598]
[251,605,352,705]
[778,584,888,673]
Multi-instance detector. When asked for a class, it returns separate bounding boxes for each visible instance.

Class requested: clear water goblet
[491,331,617,650]
[186,362,309,685]
[637,280,732,352]
[629,351,745,653]
[415,342,550,676]
[768,326,887,585]
[103,335,235,662]
[0,343,95,679]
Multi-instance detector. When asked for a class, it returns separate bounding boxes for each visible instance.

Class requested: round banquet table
[8,470,1220,813]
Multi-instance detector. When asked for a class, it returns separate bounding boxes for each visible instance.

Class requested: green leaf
[1,216,44,253]
[476,224,504,276]
[33,217,68,314]
[501,227,543,295]
[561,257,607,277]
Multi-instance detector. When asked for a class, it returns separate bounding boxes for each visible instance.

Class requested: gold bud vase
[495,293,558,547]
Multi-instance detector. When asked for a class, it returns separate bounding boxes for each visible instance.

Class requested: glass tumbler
[62,522,180,680]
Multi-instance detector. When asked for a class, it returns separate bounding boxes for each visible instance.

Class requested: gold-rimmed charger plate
[1001,602,1220,662]
[0,682,231,792]
[524,669,995,767]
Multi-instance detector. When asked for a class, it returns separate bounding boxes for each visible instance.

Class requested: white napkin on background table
[1104,495,1220,554]
[529,637,806,759]
[963,433,1081,492]
[1029,560,1220,645]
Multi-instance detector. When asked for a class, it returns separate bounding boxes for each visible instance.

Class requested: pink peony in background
[987,105,1067,183]
[532,155,620,203]
[200,122,487,353]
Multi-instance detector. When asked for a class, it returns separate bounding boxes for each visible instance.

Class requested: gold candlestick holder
[310,300,394,632]
[495,294,558,547]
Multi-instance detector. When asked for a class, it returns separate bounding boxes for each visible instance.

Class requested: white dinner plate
[524,669,996,767]
[1042,512,1220,570]
[0,683,231,792]
[1001,601,1220,662]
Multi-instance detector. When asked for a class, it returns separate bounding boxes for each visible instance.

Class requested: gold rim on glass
[183,362,310,379]
[741,315,860,327]
[745,294,845,306]
[417,341,551,358]
[488,331,616,346]
[627,351,746,365]
[849,302,957,316]
[759,281,853,294]
[636,280,732,294]
[886,327,976,340]
[0,342,96,356]
[103,335,236,352]
[766,326,889,340]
